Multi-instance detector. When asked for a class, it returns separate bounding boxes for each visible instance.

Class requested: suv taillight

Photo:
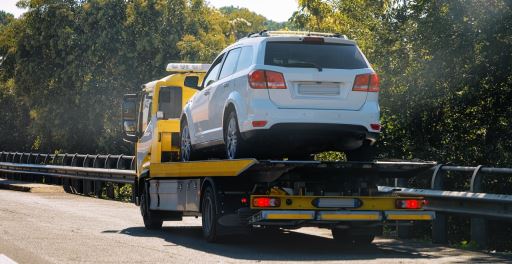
[353,73,379,92]
[249,70,287,89]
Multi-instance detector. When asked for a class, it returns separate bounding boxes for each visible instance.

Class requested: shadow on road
[116,225,437,261]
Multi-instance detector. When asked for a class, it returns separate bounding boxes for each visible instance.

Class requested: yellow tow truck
[121,63,436,243]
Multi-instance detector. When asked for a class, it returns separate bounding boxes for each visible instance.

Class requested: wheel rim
[202,195,213,235]
[226,117,238,159]
[181,125,191,161]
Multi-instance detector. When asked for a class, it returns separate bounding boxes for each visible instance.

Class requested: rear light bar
[353,73,379,92]
[252,197,281,207]
[395,199,425,209]
[249,70,287,89]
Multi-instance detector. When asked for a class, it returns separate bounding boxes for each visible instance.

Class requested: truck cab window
[158,86,182,119]
[142,94,152,131]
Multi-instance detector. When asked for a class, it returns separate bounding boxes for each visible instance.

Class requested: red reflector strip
[396,199,424,209]
[252,121,267,127]
[252,197,281,207]
[370,123,381,131]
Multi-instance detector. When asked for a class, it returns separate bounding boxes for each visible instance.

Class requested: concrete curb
[0,178,64,193]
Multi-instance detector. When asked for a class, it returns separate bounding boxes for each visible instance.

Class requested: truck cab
[121,63,210,174]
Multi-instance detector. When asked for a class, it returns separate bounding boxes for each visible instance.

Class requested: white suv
[180,31,380,161]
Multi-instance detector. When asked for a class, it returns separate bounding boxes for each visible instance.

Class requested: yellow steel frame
[149,159,257,177]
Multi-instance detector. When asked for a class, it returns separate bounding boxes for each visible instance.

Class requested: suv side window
[236,46,253,72]
[202,54,225,88]
[219,48,241,80]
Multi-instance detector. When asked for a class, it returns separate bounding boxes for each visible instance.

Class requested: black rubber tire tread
[140,181,163,230]
[201,186,220,242]
[223,111,247,159]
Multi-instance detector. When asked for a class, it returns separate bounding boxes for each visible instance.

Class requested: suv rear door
[264,39,372,110]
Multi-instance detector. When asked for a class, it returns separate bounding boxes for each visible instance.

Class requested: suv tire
[224,111,246,159]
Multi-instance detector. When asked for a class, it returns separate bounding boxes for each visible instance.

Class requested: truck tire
[201,186,220,242]
[140,181,163,230]
[224,111,246,160]
[331,228,375,246]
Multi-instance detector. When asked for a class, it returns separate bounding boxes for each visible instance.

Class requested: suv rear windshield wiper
[280,62,323,72]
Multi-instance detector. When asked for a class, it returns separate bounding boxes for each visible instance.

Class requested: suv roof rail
[246,30,347,39]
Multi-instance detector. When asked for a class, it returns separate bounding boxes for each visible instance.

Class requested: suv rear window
[265,42,368,70]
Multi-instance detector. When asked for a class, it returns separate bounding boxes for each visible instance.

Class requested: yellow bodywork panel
[318,212,381,221]
[385,211,434,220]
[149,159,257,177]
[266,213,314,220]
[136,71,205,176]
[250,195,423,211]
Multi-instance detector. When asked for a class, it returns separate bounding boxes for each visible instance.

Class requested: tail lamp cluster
[252,197,281,207]
[395,199,427,209]
[352,73,379,92]
[249,70,379,93]
[249,70,287,89]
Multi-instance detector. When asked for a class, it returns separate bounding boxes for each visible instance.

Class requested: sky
[0,0,298,22]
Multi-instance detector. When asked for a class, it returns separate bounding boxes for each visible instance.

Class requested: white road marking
[0,254,17,264]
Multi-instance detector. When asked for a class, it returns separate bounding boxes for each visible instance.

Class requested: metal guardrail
[382,163,512,248]
[0,151,136,198]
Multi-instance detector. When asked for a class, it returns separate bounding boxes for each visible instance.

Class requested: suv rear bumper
[241,123,379,153]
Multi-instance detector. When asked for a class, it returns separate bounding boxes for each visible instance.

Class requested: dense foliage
[0,0,286,153]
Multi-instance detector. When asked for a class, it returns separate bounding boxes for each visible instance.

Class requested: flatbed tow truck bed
[138,159,437,242]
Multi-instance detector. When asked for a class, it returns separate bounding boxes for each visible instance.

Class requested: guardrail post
[92,155,103,198]
[470,165,488,248]
[431,164,448,244]
[82,155,93,195]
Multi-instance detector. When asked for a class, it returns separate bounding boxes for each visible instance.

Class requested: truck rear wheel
[140,181,163,230]
[331,227,375,246]
[202,186,220,242]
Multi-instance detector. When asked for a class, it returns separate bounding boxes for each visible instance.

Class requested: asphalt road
[0,189,510,264]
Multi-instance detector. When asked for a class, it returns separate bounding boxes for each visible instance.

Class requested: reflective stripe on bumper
[385,211,435,220]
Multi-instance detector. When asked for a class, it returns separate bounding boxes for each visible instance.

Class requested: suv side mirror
[122,94,139,143]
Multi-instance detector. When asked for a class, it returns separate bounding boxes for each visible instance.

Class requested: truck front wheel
[140,181,163,230]
[202,186,220,242]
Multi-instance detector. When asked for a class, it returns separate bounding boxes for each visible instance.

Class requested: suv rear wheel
[224,111,246,159]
